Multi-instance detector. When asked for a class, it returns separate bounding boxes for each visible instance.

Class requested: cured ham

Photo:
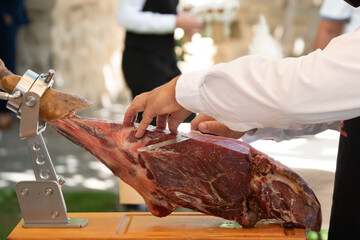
[50,114,322,231]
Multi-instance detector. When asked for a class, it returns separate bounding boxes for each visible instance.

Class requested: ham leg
[50,114,322,231]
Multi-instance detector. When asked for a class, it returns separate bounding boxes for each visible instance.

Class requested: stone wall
[17,0,55,75]
[51,0,129,108]
[16,0,322,106]
[17,0,130,108]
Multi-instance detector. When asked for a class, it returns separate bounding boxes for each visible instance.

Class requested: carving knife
[137,136,189,152]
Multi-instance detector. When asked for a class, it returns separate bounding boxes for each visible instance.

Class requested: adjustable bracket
[5,69,87,228]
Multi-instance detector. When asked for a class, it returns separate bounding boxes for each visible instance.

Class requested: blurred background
[0,0,338,239]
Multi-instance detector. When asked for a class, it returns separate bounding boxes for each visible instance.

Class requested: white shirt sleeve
[176,29,360,133]
[320,0,353,21]
[116,0,176,34]
[241,122,341,143]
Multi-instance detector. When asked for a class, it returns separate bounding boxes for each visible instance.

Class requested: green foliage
[319,230,328,240]
[0,188,119,240]
[175,39,185,62]
[0,188,22,240]
[307,231,319,240]
[63,191,119,212]
[175,39,192,62]
[307,230,329,240]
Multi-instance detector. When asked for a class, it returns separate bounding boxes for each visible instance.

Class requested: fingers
[191,114,215,130]
[123,94,147,125]
[123,108,137,125]
[168,110,192,134]
[123,76,185,138]
[123,93,153,138]
[136,110,155,138]
[122,112,137,126]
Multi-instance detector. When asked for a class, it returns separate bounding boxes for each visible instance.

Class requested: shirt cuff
[241,122,341,143]
[175,69,209,114]
[320,0,352,20]
[166,15,177,32]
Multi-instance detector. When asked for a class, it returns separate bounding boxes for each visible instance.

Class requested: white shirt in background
[116,0,176,34]
[320,0,360,33]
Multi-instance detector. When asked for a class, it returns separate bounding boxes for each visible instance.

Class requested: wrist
[170,75,181,105]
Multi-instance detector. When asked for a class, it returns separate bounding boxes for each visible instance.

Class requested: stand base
[22,218,88,228]
[7,212,307,240]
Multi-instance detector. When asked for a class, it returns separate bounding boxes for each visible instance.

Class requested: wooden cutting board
[7,212,307,240]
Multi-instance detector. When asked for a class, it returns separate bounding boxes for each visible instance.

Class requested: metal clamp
[7,69,54,120]
[7,70,40,117]
[6,69,55,139]
[4,69,88,228]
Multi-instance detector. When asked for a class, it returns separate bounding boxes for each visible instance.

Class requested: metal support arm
[2,69,87,228]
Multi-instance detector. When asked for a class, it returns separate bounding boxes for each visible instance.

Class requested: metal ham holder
[0,69,88,228]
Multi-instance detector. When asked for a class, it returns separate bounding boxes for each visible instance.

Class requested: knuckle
[133,94,142,101]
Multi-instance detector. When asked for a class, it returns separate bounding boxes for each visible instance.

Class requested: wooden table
[7,212,307,240]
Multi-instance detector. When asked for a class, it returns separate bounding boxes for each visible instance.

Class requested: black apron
[329,117,360,239]
[122,0,180,99]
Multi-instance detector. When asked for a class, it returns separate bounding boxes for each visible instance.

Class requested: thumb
[198,121,223,134]
[198,121,245,139]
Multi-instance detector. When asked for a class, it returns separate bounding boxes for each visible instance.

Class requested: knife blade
[137,136,189,152]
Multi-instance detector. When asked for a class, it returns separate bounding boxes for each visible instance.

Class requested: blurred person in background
[116,0,203,125]
[0,0,27,130]
[313,0,360,50]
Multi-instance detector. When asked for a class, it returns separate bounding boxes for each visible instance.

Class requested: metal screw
[39,169,50,180]
[36,155,45,165]
[32,142,41,151]
[51,210,59,219]
[21,188,29,196]
[25,95,36,107]
[42,69,55,83]
[45,188,53,196]
[58,176,66,185]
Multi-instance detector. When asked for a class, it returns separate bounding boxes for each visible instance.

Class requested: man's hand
[176,14,204,33]
[123,76,192,138]
[191,114,245,139]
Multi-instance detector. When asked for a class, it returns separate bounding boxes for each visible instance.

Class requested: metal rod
[0,90,21,101]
